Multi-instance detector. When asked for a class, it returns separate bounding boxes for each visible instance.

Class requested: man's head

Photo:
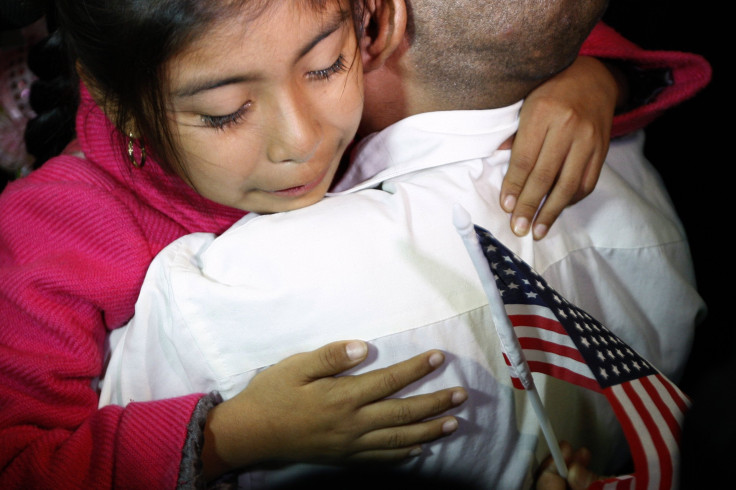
[359,0,608,133]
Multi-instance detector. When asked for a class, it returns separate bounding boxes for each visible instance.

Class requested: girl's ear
[360,0,407,72]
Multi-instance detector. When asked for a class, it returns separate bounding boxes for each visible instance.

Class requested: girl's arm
[0,170,199,488]
[0,169,466,487]
[500,21,711,240]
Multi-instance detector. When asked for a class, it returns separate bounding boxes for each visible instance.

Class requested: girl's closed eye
[307,54,348,81]
[198,55,348,131]
[200,102,252,130]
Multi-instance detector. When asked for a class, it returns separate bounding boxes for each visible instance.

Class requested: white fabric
[100,103,704,489]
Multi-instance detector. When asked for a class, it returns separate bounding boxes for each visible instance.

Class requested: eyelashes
[307,54,348,81]
[200,102,251,130]
[199,54,348,131]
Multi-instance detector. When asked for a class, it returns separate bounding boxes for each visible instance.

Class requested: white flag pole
[452,204,567,479]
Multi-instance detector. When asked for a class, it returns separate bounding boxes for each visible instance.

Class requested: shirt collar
[329,102,522,195]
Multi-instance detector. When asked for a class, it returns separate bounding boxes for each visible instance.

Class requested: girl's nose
[266,90,321,164]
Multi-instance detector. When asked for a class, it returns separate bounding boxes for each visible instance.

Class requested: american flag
[473,225,689,490]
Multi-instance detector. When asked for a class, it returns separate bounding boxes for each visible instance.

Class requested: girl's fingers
[350,415,461,460]
[510,137,567,237]
[293,340,369,380]
[530,145,592,239]
[344,350,448,405]
[501,115,546,215]
[358,387,468,429]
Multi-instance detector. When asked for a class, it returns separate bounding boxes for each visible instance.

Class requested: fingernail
[512,217,529,236]
[409,447,422,457]
[428,352,444,368]
[533,223,548,240]
[346,341,367,361]
[451,390,468,405]
[503,195,516,212]
[442,419,459,434]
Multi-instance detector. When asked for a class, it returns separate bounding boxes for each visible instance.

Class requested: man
[100,0,704,487]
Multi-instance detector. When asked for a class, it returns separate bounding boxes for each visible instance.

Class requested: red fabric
[0,87,245,489]
[581,22,712,137]
[0,22,711,489]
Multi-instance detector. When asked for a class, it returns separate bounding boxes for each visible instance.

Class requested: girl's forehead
[180,0,352,57]
[165,0,355,95]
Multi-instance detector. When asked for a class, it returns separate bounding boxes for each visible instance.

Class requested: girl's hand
[501,56,619,240]
[202,340,467,480]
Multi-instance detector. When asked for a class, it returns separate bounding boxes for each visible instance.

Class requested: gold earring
[127,133,146,168]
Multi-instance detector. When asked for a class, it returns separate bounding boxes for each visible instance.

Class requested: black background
[604,3,730,485]
[603,2,727,385]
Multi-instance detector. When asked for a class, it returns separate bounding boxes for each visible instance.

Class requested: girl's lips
[269,168,329,198]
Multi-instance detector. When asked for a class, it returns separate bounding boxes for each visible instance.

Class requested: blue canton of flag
[473,225,689,490]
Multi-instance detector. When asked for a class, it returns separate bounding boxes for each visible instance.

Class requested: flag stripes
[469,225,689,490]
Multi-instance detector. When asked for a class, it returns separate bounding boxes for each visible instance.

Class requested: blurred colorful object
[1,20,45,177]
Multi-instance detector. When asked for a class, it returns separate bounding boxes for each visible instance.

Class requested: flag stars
[475,226,662,391]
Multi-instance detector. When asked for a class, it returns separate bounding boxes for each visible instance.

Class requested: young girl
[0,0,711,488]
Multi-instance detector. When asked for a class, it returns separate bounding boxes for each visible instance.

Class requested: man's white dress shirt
[100,102,704,489]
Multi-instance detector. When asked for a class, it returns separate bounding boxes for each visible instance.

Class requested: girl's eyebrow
[173,10,349,99]
[297,9,349,59]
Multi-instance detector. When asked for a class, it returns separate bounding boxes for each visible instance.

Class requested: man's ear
[359,0,407,72]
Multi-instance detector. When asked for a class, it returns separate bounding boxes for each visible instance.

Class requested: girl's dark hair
[25,0,359,174]
[31,0,254,172]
